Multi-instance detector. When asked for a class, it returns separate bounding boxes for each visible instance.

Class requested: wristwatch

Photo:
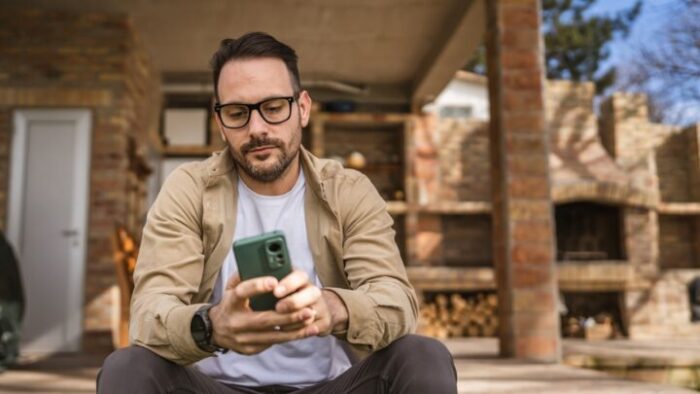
[190,304,226,353]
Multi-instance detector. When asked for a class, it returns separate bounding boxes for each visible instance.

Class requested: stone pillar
[485,0,561,361]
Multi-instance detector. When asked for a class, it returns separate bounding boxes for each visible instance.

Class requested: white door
[7,109,91,354]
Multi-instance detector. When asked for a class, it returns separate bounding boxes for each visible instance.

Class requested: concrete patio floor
[0,338,696,393]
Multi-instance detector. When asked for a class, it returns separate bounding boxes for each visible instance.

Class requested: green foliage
[466,0,641,93]
[543,0,641,92]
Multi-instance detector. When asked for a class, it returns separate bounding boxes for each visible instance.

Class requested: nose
[246,108,269,137]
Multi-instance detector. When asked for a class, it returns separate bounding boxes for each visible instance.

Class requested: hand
[273,271,349,336]
[209,273,318,355]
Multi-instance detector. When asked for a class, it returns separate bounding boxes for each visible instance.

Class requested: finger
[236,308,315,331]
[235,324,319,346]
[225,273,241,290]
[274,270,310,298]
[234,276,278,300]
[279,314,315,332]
[276,285,322,313]
[218,274,243,311]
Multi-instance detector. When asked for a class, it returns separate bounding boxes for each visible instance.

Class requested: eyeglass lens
[219,97,292,128]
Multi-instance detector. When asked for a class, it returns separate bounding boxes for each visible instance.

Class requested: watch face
[191,313,208,343]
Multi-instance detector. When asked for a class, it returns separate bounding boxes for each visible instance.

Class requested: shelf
[386,201,408,215]
[162,145,220,156]
[349,162,403,172]
[416,201,492,214]
[314,112,410,125]
[657,202,700,215]
[407,266,496,292]
[405,261,650,294]
[557,261,649,291]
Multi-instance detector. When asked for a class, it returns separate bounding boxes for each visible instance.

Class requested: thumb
[225,273,241,291]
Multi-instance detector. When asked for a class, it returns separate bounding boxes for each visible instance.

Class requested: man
[98,32,457,393]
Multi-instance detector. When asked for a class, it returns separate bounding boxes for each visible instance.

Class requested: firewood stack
[418,292,499,338]
[562,312,620,340]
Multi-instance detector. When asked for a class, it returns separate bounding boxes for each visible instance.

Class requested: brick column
[485,0,561,361]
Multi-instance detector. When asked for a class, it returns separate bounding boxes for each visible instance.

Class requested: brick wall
[438,120,490,202]
[659,216,698,269]
[656,133,693,202]
[625,270,700,339]
[0,8,160,345]
[0,109,9,231]
[686,125,700,201]
[413,214,492,267]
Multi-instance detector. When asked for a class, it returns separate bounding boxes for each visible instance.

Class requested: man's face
[215,57,311,183]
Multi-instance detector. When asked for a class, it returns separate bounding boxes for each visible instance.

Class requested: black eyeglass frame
[213,96,297,129]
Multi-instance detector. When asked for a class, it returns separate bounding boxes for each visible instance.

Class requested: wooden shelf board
[657,202,700,215]
[406,261,648,293]
[387,201,408,215]
[415,201,492,214]
[163,145,220,156]
[314,112,410,124]
[406,266,496,291]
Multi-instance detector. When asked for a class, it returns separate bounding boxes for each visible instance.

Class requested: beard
[230,128,301,183]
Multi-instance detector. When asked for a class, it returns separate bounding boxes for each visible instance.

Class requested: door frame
[7,109,92,351]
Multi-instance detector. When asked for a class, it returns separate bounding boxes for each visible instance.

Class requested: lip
[248,145,275,154]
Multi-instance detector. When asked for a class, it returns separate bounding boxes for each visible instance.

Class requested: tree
[622,0,700,125]
[466,0,641,93]
[542,0,641,93]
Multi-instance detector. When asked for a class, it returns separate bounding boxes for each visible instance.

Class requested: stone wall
[659,216,698,269]
[438,119,490,202]
[0,8,160,347]
[415,76,700,339]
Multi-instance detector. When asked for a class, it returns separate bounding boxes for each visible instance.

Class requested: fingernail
[275,285,286,296]
[266,278,277,289]
[307,325,319,336]
[300,310,311,320]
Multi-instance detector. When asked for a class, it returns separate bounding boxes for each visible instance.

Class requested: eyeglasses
[214,96,296,129]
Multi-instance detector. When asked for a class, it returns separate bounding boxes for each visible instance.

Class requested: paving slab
[445,338,697,393]
[0,339,696,393]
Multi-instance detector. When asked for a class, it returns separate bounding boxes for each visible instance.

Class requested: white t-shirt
[194,170,351,388]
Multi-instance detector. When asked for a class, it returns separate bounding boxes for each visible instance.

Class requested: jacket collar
[205,145,329,204]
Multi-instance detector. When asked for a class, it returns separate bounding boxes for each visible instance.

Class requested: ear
[213,110,227,142]
[297,90,312,128]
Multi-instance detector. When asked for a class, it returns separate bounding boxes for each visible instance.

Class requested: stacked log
[418,292,498,338]
[562,312,620,340]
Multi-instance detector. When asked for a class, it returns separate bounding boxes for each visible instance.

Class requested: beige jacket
[129,147,418,365]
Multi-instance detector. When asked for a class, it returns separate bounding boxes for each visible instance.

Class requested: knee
[386,335,453,364]
[98,346,170,392]
[381,335,457,392]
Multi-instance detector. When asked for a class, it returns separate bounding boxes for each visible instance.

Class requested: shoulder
[163,149,230,190]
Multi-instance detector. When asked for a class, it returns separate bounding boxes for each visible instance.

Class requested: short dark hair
[210,32,301,102]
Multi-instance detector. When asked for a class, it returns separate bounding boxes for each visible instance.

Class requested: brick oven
[413,79,700,341]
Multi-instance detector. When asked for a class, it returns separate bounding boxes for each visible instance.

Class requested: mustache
[240,136,285,155]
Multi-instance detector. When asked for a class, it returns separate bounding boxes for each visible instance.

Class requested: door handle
[61,229,79,237]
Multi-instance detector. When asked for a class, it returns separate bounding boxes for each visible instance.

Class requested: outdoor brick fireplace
[414,79,700,340]
[555,202,624,262]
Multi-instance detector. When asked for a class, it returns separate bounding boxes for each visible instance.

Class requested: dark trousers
[97,335,457,394]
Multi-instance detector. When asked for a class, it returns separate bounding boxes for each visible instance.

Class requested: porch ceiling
[7,0,485,107]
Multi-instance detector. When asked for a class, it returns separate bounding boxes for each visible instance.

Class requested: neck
[239,155,301,196]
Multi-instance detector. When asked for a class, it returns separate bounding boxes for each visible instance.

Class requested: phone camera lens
[268,242,281,253]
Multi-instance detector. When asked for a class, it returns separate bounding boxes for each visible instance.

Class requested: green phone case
[233,231,293,311]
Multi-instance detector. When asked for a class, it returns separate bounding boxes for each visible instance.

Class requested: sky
[586,0,699,124]
[587,0,679,66]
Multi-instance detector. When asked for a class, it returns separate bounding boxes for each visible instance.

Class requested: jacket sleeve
[326,173,419,352]
[128,164,213,365]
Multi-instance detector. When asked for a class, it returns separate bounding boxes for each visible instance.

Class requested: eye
[262,99,287,114]
[224,106,247,119]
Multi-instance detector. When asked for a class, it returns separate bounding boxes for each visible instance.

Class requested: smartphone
[233,230,293,311]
